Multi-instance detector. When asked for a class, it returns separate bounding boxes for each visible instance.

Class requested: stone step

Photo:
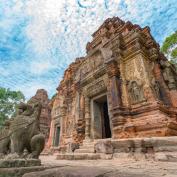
[75,148,95,153]
[82,142,95,146]
[56,153,101,160]
[41,152,50,156]
[83,139,94,143]
[82,140,95,146]
[79,145,95,149]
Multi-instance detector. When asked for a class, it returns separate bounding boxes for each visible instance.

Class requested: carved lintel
[86,80,106,97]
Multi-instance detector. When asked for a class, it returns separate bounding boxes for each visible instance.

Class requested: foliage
[0,87,25,127]
[161,31,177,68]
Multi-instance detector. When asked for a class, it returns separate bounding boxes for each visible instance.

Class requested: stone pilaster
[84,97,91,139]
[80,94,85,120]
[106,58,122,108]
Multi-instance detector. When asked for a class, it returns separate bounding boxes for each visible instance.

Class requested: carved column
[80,94,85,120]
[60,104,67,145]
[46,118,54,148]
[84,97,91,139]
[101,39,122,108]
[75,82,85,123]
[101,45,123,138]
[106,58,122,108]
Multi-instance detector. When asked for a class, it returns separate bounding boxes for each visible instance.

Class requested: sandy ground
[37,155,177,177]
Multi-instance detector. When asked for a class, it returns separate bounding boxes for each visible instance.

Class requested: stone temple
[47,17,177,155]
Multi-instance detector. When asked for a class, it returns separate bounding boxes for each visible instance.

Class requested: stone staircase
[56,140,102,160]
[75,140,95,153]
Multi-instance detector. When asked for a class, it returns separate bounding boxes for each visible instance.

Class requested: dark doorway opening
[93,95,112,139]
[54,126,60,146]
[102,101,111,138]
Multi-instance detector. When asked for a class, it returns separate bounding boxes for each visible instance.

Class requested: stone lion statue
[0,101,45,159]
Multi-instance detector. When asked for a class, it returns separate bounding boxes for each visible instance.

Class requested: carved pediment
[83,75,108,98]
[79,51,104,80]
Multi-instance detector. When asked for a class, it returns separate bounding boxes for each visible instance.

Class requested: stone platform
[0,159,41,168]
[56,136,177,161]
[56,153,101,160]
[0,159,43,177]
[0,158,63,177]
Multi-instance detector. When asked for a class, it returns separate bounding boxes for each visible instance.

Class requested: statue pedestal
[0,159,41,168]
[0,159,44,177]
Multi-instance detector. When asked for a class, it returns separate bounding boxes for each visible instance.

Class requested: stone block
[74,148,95,153]
[153,137,177,152]
[0,165,47,177]
[56,153,101,160]
[111,139,135,153]
[113,152,131,159]
[155,152,177,162]
[99,153,113,159]
[94,140,113,154]
[155,152,169,161]
[0,159,41,168]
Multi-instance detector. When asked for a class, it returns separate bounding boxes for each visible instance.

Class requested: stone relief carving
[94,53,103,67]
[151,79,162,100]
[125,59,134,80]
[124,57,145,82]
[128,81,144,104]
[75,69,81,82]
[123,56,150,105]
[87,80,105,97]
[81,61,90,79]
[83,75,108,97]
[65,119,74,136]
[160,60,177,90]
[101,47,113,61]
[135,57,144,76]
[80,52,104,80]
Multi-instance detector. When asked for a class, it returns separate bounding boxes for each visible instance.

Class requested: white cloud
[15,80,57,99]
[30,60,55,75]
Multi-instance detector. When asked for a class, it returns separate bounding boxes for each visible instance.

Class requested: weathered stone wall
[49,17,177,151]
[29,89,51,142]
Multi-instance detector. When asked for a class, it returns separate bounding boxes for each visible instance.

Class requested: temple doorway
[54,126,60,146]
[91,94,112,139]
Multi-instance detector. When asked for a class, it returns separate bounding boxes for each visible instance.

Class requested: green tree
[161,31,177,68]
[0,87,25,127]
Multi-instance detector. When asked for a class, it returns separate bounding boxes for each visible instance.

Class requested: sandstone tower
[49,17,177,152]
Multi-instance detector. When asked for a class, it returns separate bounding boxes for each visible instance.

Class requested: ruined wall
[49,17,177,151]
[29,89,51,141]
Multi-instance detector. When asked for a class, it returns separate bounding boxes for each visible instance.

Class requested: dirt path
[21,155,177,177]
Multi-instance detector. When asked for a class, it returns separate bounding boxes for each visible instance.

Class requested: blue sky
[0,0,177,100]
